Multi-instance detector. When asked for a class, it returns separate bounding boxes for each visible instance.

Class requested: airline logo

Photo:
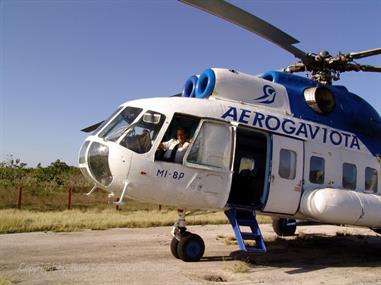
[254,85,277,104]
[222,106,361,150]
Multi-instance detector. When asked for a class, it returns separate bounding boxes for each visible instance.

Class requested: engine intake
[182,75,198,97]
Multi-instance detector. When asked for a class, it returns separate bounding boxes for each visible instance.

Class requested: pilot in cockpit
[158,128,190,163]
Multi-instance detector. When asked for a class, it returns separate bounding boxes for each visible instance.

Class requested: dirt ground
[1,224,381,285]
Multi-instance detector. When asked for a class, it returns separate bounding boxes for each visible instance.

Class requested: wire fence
[0,185,163,212]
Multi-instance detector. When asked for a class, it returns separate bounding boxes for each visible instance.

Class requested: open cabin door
[263,134,304,215]
[227,126,269,207]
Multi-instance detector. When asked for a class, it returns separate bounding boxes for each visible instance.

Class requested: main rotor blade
[344,63,381,72]
[179,0,307,60]
[357,65,381,72]
[349,48,381,60]
[81,121,104,133]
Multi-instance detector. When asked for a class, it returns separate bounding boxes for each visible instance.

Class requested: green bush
[0,157,91,189]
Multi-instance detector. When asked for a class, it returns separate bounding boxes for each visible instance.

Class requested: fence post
[68,187,73,210]
[116,197,120,211]
[17,186,22,209]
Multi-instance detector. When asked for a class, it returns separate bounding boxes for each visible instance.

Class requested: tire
[170,237,180,259]
[177,233,205,262]
[272,218,296,236]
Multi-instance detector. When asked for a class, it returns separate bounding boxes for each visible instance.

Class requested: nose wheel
[170,209,205,262]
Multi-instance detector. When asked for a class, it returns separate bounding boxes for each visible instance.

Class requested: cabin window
[342,163,356,190]
[309,156,324,184]
[187,121,233,169]
[365,167,378,193]
[155,114,200,163]
[119,111,165,154]
[239,157,255,173]
[278,149,296,180]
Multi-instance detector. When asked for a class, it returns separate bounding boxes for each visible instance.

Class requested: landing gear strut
[170,209,205,262]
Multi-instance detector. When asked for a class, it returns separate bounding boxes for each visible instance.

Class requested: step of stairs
[224,206,267,253]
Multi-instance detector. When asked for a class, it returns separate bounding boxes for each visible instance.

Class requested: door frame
[228,125,272,208]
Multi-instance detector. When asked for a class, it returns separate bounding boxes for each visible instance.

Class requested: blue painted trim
[196,68,215,98]
[261,134,273,207]
[224,207,267,253]
[225,208,246,250]
[261,71,280,83]
[261,71,381,156]
[295,140,306,214]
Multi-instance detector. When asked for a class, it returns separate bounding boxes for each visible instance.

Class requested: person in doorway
[158,128,190,163]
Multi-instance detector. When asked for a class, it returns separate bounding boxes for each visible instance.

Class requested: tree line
[0,156,90,189]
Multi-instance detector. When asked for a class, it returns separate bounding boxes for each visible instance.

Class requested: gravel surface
[1,224,381,285]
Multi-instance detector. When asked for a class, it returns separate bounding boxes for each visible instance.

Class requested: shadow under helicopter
[200,233,381,273]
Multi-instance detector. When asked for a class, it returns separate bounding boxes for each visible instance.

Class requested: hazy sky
[1,0,381,167]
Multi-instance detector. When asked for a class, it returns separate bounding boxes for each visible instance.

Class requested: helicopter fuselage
[79,68,381,229]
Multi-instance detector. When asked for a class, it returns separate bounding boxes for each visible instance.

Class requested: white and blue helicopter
[79,0,381,262]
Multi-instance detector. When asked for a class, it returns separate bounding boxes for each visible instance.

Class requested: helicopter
[78,0,381,262]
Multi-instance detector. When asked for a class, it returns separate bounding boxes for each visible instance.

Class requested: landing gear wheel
[170,231,190,259]
[170,237,180,259]
[177,233,205,262]
[171,237,179,259]
[272,218,296,236]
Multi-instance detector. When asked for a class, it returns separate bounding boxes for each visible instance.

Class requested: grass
[0,276,12,285]
[0,185,124,211]
[0,165,273,234]
[217,233,238,246]
[0,209,229,234]
[0,209,272,234]
[222,260,252,274]
[230,262,251,273]
[0,184,272,234]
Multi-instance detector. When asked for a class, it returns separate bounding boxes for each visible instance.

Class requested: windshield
[99,106,142,142]
[120,111,165,154]
[91,107,122,135]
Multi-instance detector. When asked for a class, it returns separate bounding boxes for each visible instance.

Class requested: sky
[1,0,381,167]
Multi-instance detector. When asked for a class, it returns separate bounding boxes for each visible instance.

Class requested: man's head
[176,128,187,144]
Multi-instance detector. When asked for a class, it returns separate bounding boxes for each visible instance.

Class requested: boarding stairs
[224,206,267,253]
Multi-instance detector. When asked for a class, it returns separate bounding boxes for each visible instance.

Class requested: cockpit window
[120,111,165,154]
[92,107,123,135]
[99,106,142,142]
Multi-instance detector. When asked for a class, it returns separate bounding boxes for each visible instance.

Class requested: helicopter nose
[79,140,113,187]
